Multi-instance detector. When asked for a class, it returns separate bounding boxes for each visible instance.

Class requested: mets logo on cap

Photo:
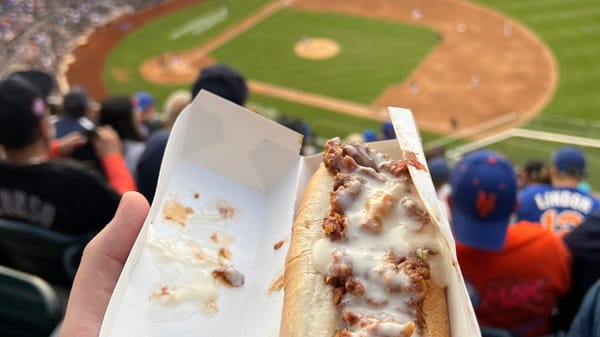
[450,150,517,251]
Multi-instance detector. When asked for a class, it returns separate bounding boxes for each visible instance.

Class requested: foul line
[249,80,380,119]
[447,128,600,162]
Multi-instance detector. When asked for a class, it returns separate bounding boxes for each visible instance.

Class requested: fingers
[60,192,149,337]
[58,132,87,155]
[91,126,122,157]
[94,126,119,139]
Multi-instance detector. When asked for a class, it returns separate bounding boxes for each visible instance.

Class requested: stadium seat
[0,218,94,286]
[0,265,62,337]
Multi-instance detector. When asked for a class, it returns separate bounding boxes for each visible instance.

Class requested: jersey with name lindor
[517,184,600,236]
[456,222,571,337]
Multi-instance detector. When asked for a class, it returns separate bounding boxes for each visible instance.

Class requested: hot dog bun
[281,138,450,337]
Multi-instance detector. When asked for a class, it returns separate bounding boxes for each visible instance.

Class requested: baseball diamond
[62,0,600,187]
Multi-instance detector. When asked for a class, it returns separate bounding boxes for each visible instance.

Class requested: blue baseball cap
[363,129,378,142]
[552,146,586,177]
[450,150,517,251]
[381,121,395,139]
[428,156,450,184]
[134,91,155,112]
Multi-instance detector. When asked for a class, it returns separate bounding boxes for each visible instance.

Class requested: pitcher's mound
[294,37,340,60]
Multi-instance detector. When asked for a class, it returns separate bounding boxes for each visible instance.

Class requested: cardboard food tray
[100,91,481,337]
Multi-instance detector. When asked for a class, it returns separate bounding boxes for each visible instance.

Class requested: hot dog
[280,138,450,337]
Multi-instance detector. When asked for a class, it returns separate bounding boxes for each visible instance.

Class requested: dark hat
[0,78,47,149]
[450,150,517,251]
[7,70,55,98]
[552,146,586,177]
[428,156,450,184]
[191,64,248,106]
[63,87,92,118]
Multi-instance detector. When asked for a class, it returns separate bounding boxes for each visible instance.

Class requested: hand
[60,192,150,337]
[91,126,123,158]
[56,132,87,156]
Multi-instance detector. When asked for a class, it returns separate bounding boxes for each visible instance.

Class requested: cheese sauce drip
[312,138,444,337]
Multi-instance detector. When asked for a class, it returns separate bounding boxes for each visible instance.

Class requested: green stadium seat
[0,218,94,286]
[0,265,62,337]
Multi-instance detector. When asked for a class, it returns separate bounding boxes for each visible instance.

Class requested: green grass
[104,2,440,141]
[104,0,270,103]
[467,0,600,190]
[104,0,600,167]
[473,0,600,137]
[212,9,438,104]
[249,94,439,144]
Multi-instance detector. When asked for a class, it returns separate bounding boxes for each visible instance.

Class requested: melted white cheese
[312,163,448,337]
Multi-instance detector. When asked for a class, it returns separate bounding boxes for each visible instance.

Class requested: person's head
[362,129,378,143]
[0,77,54,151]
[163,89,191,129]
[134,91,156,119]
[550,146,586,186]
[449,150,517,251]
[518,159,550,188]
[381,121,395,140]
[7,70,55,98]
[99,94,143,141]
[428,156,450,190]
[191,64,248,106]
[62,87,94,119]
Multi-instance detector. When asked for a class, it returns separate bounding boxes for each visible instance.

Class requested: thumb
[61,192,149,337]
[87,191,150,262]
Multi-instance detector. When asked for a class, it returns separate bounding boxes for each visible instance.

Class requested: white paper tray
[100,91,481,337]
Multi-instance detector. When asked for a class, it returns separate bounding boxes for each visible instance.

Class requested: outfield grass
[473,0,600,135]
[249,94,439,144]
[212,9,438,104]
[469,0,600,190]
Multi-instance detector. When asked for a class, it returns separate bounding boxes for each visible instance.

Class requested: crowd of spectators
[2,60,599,336]
[426,146,600,336]
[0,0,165,78]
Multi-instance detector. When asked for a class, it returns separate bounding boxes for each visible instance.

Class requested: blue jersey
[517,184,600,236]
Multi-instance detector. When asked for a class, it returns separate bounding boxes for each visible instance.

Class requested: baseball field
[64,0,600,188]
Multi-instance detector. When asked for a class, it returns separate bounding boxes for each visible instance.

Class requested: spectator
[362,129,378,142]
[162,89,191,129]
[555,210,600,330]
[566,279,600,337]
[134,91,163,136]
[276,115,316,155]
[190,63,248,104]
[0,77,132,234]
[450,150,570,337]
[517,146,600,236]
[52,87,102,171]
[517,159,550,189]
[428,156,451,220]
[7,71,90,162]
[381,121,395,140]
[99,94,146,175]
[137,63,248,202]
